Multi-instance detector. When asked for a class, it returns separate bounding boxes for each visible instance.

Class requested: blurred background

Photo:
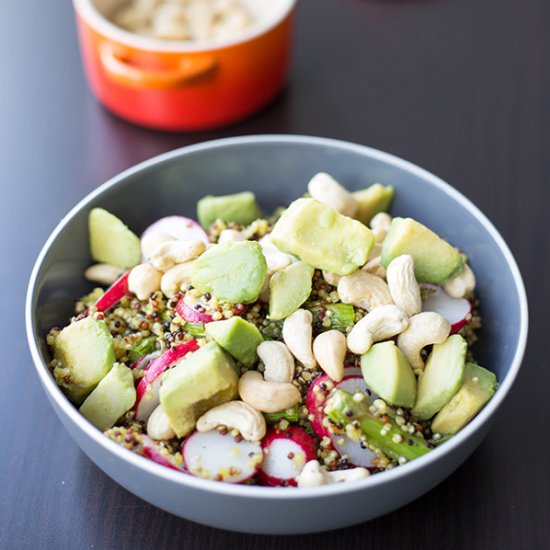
[0,0,547,548]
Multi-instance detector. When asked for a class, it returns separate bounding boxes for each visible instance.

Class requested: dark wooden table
[1,0,547,548]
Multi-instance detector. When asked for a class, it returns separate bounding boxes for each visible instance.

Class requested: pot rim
[73,0,296,53]
[26,134,528,501]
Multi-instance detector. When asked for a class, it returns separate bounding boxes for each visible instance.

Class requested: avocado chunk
[271,198,374,275]
[268,261,315,320]
[79,363,136,431]
[191,241,267,303]
[352,184,394,225]
[159,342,239,437]
[412,334,467,420]
[53,317,116,404]
[360,341,416,408]
[205,316,263,367]
[381,217,465,284]
[197,192,261,229]
[89,208,141,269]
[431,363,497,435]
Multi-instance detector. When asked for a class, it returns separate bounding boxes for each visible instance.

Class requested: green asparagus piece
[309,303,355,331]
[128,336,157,363]
[264,404,300,424]
[325,389,431,462]
[184,322,206,338]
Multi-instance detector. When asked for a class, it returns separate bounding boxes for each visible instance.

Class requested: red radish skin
[176,296,214,324]
[182,430,263,484]
[134,340,199,422]
[94,271,130,312]
[141,216,209,247]
[421,284,472,334]
[141,435,184,472]
[258,426,317,487]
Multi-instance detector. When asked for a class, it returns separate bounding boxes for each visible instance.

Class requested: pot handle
[99,42,217,90]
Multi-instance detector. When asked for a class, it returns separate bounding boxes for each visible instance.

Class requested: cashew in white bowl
[84,263,125,286]
[337,270,394,312]
[313,330,347,382]
[238,371,301,413]
[369,212,392,243]
[443,264,476,298]
[307,172,358,218]
[386,255,422,317]
[396,311,451,371]
[347,304,409,355]
[196,400,266,442]
[150,239,206,271]
[128,264,163,300]
[296,460,369,488]
[218,229,246,245]
[141,231,175,261]
[322,270,342,287]
[282,309,317,369]
[257,341,295,383]
[147,404,176,441]
[160,262,194,298]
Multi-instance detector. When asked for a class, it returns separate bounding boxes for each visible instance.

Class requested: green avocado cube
[191,241,267,304]
[268,261,315,320]
[381,217,466,284]
[79,363,136,431]
[89,208,141,269]
[197,192,261,229]
[412,334,467,420]
[271,198,374,276]
[53,317,115,404]
[159,342,239,437]
[205,316,263,367]
[352,184,394,225]
[431,363,497,435]
[361,341,417,408]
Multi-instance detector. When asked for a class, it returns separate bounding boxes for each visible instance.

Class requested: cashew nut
[257,341,295,383]
[443,264,476,298]
[370,212,392,243]
[282,309,317,369]
[141,232,175,260]
[296,460,369,488]
[322,270,342,287]
[313,330,347,382]
[238,371,301,413]
[218,229,245,244]
[347,304,409,355]
[265,251,293,273]
[362,256,387,279]
[386,255,421,317]
[396,312,451,371]
[307,172,358,218]
[196,400,266,442]
[160,261,194,298]
[128,263,163,300]
[337,270,393,312]
[150,239,206,271]
[84,263,125,286]
[147,404,175,440]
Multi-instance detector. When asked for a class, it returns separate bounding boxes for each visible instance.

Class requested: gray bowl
[26,135,528,535]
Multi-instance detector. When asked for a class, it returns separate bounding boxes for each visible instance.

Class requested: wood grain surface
[1,0,547,548]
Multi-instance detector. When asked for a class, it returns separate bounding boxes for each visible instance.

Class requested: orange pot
[73,0,296,131]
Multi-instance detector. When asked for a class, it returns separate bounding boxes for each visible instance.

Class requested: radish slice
[258,426,317,486]
[95,271,130,312]
[176,294,214,324]
[134,340,199,422]
[306,368,378,468]
[421,284,472,334]
[182,429,263,483]
[130,350,161,371]
[141,216,209,246]
[141,435,184,472]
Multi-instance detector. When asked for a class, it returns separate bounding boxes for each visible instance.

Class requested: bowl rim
[73,0,297,53]
[26,134,528,500]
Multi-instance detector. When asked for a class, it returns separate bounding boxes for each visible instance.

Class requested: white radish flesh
[141,216,210,247]
[421,284,472,333]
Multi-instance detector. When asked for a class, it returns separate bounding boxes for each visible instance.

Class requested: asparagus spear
[308,303,355,331]
[264,404,300,424]
[325,389,431,462]
[128,336,157,363]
